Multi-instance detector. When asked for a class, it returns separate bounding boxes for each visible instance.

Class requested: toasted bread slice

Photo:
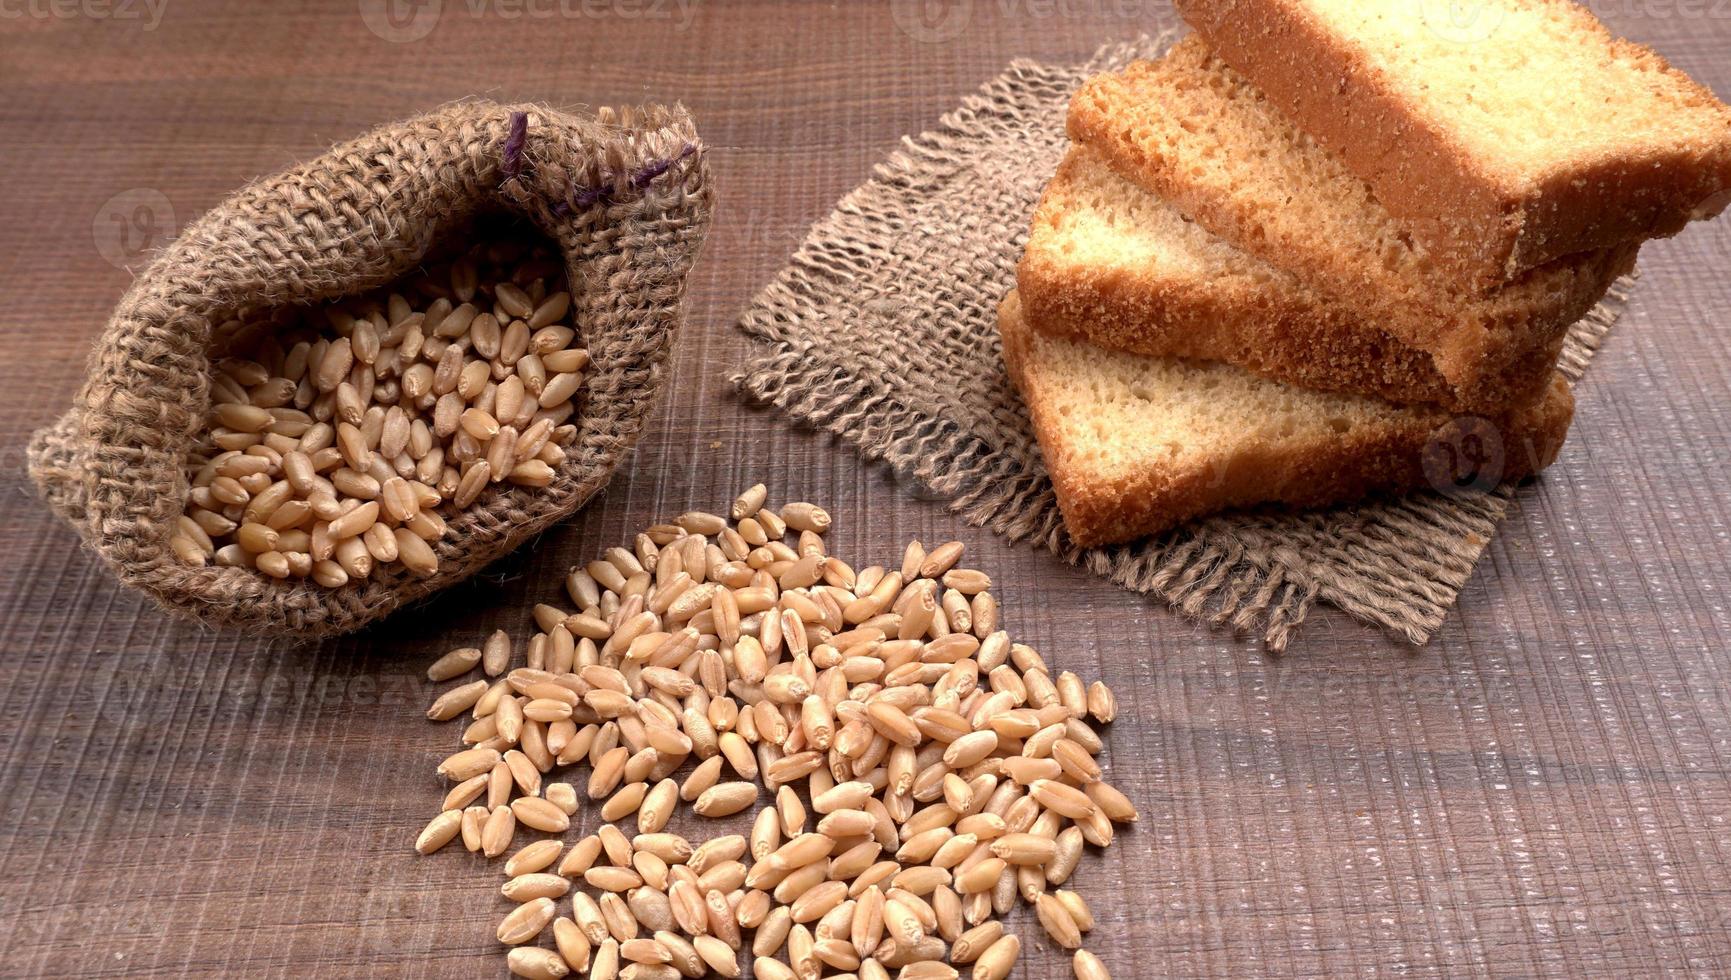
[998,290,1574,548]
[1177,0,1731,287]
[1017,145,1567,412]
[1067,37,1636,399]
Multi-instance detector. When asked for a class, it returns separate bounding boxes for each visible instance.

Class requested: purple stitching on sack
[564,142,697,212]
[626,143,696,191]
[502,111,528,179]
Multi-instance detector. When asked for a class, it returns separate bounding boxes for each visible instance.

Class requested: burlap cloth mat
[732,35,1634,652]
[28,101,712,638]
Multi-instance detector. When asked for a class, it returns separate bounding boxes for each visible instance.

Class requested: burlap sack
[27,101,712,637]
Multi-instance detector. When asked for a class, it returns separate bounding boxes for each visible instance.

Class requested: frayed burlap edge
[730,36,1636,652]
[28,100,712,639]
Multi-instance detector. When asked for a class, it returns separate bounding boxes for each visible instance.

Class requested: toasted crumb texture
[1067,36,1636,393]
[998,290,1574,548]
[1017,145,1566,412]
[1177,0,1731,285]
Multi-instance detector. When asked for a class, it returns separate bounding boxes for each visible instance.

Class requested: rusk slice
[998,290,1574,548]
[1177,0,1731,287]
[1067,36,1636,402]
[1017,145,1561,412]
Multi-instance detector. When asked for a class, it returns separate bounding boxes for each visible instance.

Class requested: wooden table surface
[4,1,1731,977]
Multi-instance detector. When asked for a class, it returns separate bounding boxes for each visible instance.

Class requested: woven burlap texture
[28,100,712,638]
[732,36,1633,651]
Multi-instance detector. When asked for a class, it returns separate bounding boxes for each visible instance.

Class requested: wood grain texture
[2,1,1730,976]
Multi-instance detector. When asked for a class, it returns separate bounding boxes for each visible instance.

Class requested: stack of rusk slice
[1003,0,1731,548]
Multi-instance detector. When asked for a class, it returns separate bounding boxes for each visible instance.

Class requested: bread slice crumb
[1177,0,1731,286]
[998,290,1574,548]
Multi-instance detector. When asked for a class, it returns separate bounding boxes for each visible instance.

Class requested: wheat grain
[619,937,671,965]
[442,773,489,812]
[427,646,481,681]
[513,796,572,834]
[693,782,757,817]
[414,809,463,855]
[1054,889,1095,935]
[591,938,620,980]
[971,933,1022,980]
[553,917,592,971]
[459,805,486,852]
[692,934,740,977]
[415,492,1132,980]
[503,872,572,902]
[600,891,640,941]
[1035,892,1082,949]
[584,866,645,893]
[637,778,678,834]
[497,896,558,945]
[917,541,964,578]
[902,962,960,980]
[505,946,569,979]
[1047,826,1084,886]
[481,804,517,858]
[1072,948,1111,980]
[437,746,500,781]
[505,838,564,877]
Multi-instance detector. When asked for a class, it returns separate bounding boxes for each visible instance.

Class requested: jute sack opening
[27,100,712,637]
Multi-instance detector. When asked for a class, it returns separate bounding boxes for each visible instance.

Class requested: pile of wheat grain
[418,487,1133,980]
[172,237,587,583]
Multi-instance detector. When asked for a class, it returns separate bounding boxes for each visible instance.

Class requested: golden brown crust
[1176,0,1731,287]
[1015,148,1559,413]
[1065,43,1637,400]
[998,291,1574,548]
